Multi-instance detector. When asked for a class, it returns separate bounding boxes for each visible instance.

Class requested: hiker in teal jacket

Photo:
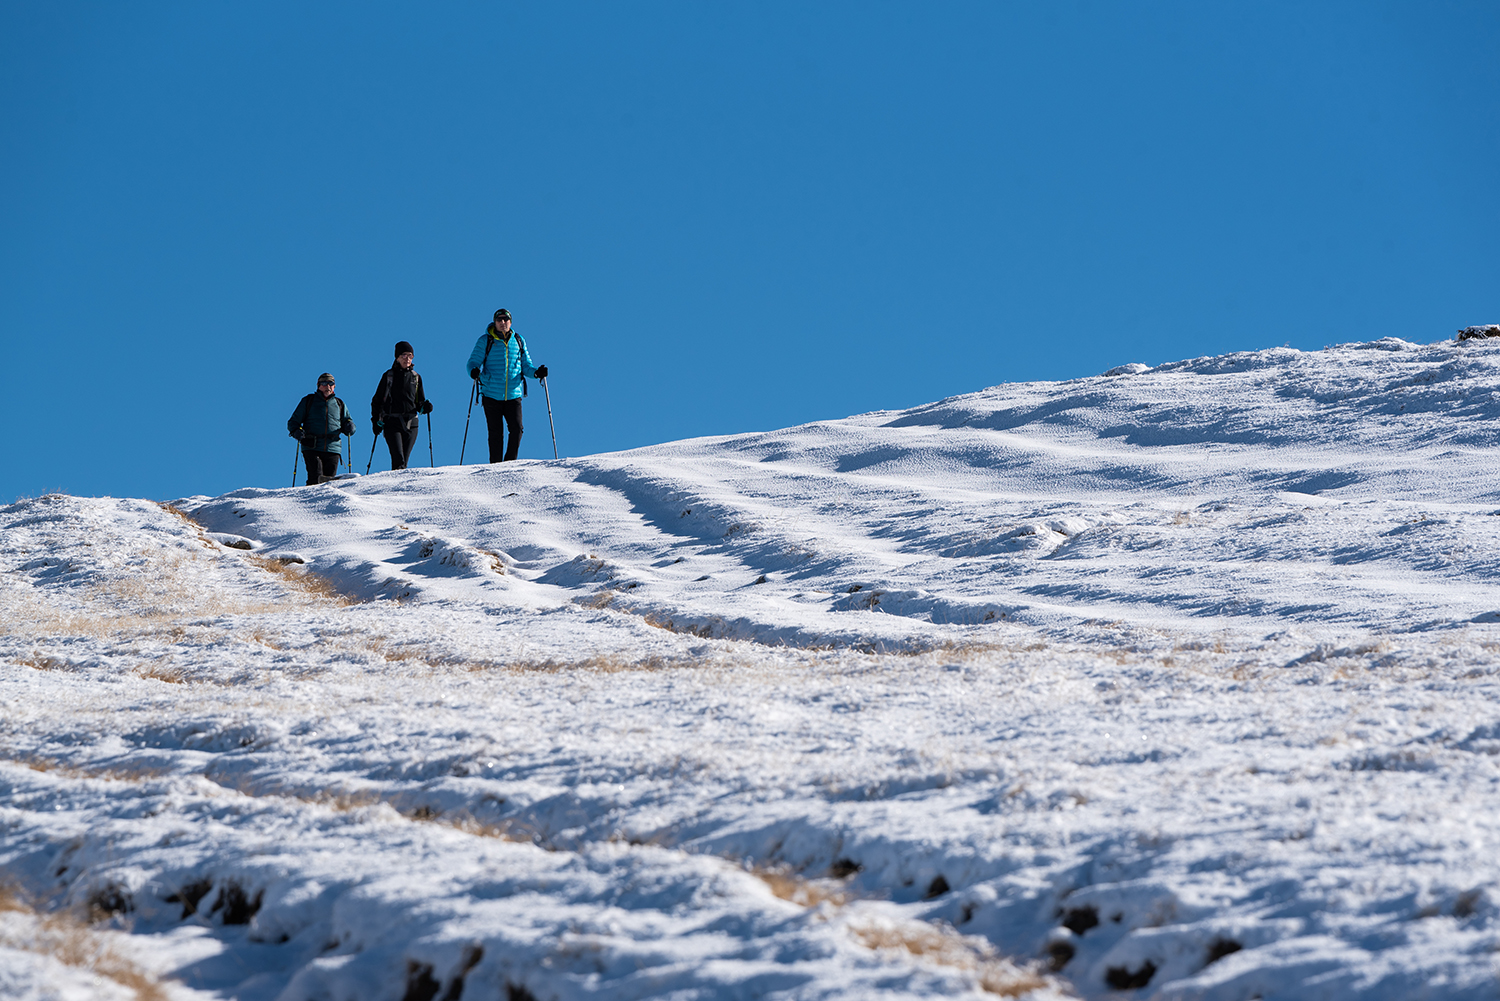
[467,308,547,462]
[287,372,355,484]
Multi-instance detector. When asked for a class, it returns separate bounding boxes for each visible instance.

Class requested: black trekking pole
[426,412,435,468]
[365,428,379,475]
[459,381,476,465]
[541,376,558,459]
[291,441,300,487]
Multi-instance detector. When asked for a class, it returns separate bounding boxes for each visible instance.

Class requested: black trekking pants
[383,419,418,470]
[482,396,523,462]
[303,450,340,485]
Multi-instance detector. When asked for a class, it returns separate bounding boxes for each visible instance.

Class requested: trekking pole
[459,381,476,465]
[365,428,379,475]
[426,412,435,468]
[541,376,558,459]
[291,441,300,487]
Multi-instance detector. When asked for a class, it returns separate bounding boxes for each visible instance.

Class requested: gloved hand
[534,364,548,380]
[421,400,433,414]
[373,418,384,431]
[470,368,481,382]
[289,428,304,441]
[341,418,354,436]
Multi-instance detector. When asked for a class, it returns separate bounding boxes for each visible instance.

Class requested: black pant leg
[400,424,417,466]
[398,424,416,467]
[304,450,339,485]
[383,422,416,470]
[480,398,524,462]
[482,396,505,463]
[501,399,523,461]
[384,425,402,470]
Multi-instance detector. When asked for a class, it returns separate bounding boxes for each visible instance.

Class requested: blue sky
[3,2,1496,501]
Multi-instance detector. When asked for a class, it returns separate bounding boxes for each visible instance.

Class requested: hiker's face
[318,380,335,398]
[397,352,414,370]
[494,316,511,333]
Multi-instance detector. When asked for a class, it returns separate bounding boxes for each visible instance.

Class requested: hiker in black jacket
[287,373,355,485]
[370,341,432,471]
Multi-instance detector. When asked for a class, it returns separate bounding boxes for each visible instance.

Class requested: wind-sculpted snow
[3,338,1500,999]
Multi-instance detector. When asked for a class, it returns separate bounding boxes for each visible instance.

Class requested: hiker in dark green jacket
[287,372,355,485]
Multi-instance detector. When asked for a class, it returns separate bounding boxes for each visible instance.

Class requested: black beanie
[394,341,414,357]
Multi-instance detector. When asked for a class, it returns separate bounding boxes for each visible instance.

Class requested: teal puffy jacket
[467,325,538,402]
[287,394,354,456]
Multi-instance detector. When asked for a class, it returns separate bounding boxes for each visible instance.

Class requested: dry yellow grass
[205,777,541,845]
[160,501,355,605]
[2,754,171,784]
[750,865,849,908]
[0,881,168,1001]
[639,612,717,638]
[10,651,70,671]
[459,652,688,674]
[850,921,1051,997]
[243,552,353,604]
[134,663,186,684]
[579,589,616,610]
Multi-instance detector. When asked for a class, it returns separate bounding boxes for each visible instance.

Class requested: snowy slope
[3,337,1500,1000]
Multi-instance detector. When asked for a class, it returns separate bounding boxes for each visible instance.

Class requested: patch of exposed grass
[579,589,616,610]
[0,879,168,1001]
[243,552,354,604]
[161,501,357,606]
[1,755,172,784]
[750,864,849,908]
[640,611,716,637]
[133,663,186,684]
[849,920,1051,997]
[205,776,542,846]
[11,651,71,671]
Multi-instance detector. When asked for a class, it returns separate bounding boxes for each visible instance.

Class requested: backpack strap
[516,333,528,397]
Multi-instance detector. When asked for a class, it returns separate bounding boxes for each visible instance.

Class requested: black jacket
[371,364,426,428]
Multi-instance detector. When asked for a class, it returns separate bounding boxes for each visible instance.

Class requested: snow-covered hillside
[4,337,1500,1000]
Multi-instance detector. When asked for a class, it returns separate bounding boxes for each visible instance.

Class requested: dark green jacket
[288,393,354,456]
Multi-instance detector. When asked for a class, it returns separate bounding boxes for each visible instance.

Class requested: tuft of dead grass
[12,652,71,671]
[160,501,358,606]
[133,663,186,684]
[229,780,542,845]
[579,589,616,610]
[751,864,849,908]
[850,921,1051,997]
[2,754,171,784]
[640,612,717,638]
[0,880,167,1001]
[461,653,687,674]
[243,552,354,604]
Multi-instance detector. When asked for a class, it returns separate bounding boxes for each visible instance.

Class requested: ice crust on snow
[4,338,1500,999]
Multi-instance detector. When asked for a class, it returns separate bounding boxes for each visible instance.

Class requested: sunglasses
[318,380,335,387]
